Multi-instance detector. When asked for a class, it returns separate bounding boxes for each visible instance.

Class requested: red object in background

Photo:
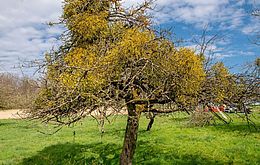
[219,105,225,112]
[204,105,225,112]
[211,106,219,112]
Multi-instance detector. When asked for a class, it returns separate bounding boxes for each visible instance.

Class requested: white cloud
[248,0,260,5]
[242,16,260,34]
[215,50,256,59]
[242,24,259,34]
[0,0,63,75]
[123,0,247,29]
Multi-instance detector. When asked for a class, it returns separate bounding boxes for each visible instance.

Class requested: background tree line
[0,73,39,110]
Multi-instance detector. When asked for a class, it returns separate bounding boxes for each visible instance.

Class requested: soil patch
[0,109,26,119]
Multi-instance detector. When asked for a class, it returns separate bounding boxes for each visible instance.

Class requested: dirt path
[0,109,25,119]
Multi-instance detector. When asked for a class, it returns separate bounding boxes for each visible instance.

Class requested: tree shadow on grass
[21,140,227,165]
[21,142,121,165]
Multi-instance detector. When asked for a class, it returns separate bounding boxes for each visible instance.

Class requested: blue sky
[0,0,259,76]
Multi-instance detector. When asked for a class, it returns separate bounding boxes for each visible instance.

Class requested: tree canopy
[33,0,205,123]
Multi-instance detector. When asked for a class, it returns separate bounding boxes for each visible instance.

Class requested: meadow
[0,111,259,165]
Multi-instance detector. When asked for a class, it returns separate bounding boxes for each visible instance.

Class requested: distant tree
[199,62,236,105]
[230,58,260,108]
[29,0,205,164]
[222,58,259,129]
[0,73,38,109]
[190,26,235,106]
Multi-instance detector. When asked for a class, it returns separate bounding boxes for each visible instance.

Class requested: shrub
[189,108,213,127]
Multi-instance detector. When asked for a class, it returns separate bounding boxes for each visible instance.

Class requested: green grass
[0,112,259,165]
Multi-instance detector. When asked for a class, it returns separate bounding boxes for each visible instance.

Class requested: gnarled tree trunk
[120,103,140,165]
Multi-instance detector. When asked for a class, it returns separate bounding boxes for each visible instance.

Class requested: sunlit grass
[0,110,259,165]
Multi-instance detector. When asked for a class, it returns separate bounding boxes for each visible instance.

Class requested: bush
[189,109,213,127]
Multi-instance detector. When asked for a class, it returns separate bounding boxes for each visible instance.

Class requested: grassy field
[0,111,259,165]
